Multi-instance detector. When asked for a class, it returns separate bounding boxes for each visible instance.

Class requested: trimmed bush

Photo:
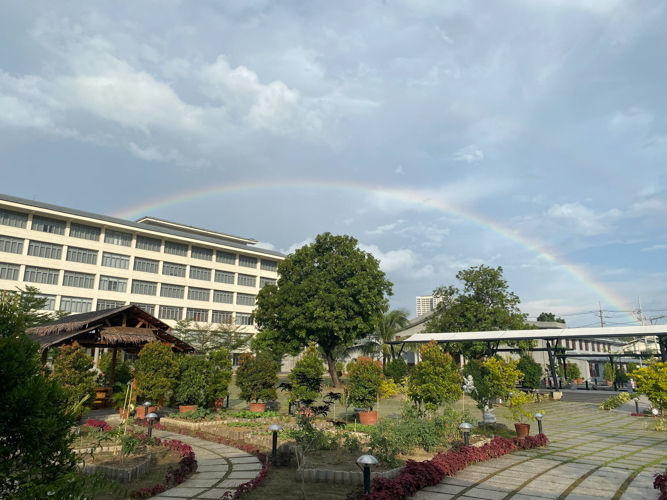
[288,344,324,404]
[408,340,462,414]
[174,356,208,407]
[517,356,542,390]
[134,341,179,404]
[206,348,233,407]
[98,351,133,386]
[566,363,582,381]
[385,357,409,384]
[235,353,278,404]
[347,356,383,411]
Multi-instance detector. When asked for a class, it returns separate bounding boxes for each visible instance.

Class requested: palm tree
[374,309,411,371]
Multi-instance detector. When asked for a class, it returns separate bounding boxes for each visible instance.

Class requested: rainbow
[113,179,633,313]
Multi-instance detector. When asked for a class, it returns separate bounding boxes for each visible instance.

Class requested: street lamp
[633,398,640,414]
[459,422,473,446]
[142,401,152,419]
[653,408,659,417]
[268,424,283,460]
[146,413,158,438]
[534,412,544,434]
[356,455,378,494]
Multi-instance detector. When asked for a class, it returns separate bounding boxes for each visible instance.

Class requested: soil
[299,449,404,471]
[86,451,151,469]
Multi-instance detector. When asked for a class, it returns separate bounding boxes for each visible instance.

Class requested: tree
[517,355,542,389]
[50,342,97,419]
[347,357,383,412]
[463,356,523,411]
[174,355,208,407]
[206,348,233,407]
[133,341,179,404]
[173,318,252,355]
[253,233,393,387]
[98,351,133,386]
[235,354,278,404]
[371,309,410,372]
[288,344,325,404]
[424,266,533,358]
[633,361,667,415]
[603,362,616,383]
[566,363,582,381]
[537,312,565,324]
[407,340,462,415]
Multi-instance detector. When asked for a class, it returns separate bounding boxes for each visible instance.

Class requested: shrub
[134,342,179,404]
[98,351,133,386]
[408,340,462,415]
[174,355,208,407]
[627,362,638,374]
[599,391,631,410]
[336,361,343,378]
[603,362,615,382]
[288,344,325,404]
[517,356,541,389]
[463,356,522,411]
[566,363,582,381]
[385,358,409,384]
[508,391,537,423]
[633,362,667,415]
[347,357,383,411]
[50,342,96,419]
[206,348,233,407]
[235,353,278,404]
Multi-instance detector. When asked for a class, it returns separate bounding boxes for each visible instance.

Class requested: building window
[585,341,589,351]
[0,208,28,229]
[565,339,570,349]
[186,308,209,322]
[160,283,184,299]
[27,240,63,260]
[69,223,101,241]
[190,266,212,281]
[131,303,155,315]
[60,296,92,314]
[215,270,235,284]
[0,235,24,254]
[131,280,157,296]
[99,276,128,293]
[212,310,232,323]
[163,262,186,277]
[239,255,257,269]
[105,229,132,247]
[188,287,210,301]
[261,259,278,272]
[24,266,59,285]
[164,241,188,256]
[216,251,236,265]
[191,246,213,261]
[235,313,252,325]
[97,299,125,310]
[134,257,159,274]
[579,340,583,350]
[136,236,161,252]
[232,354,240,366]
[238,274,256,287]
[63,271,95,289]
[260,277,276,288]
[31,215,66,235]
[102,252,130,269]
[159,305,182,321]
[213,290,233,304]
[597,343,601,352]
[35,294,56,310]
[66,246,98,265]
[0,262,20,281]
[236,293,255,306]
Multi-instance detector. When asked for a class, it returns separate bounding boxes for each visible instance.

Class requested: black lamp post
[534,412,544,434]
[146,413,157,438]
[268,424,283,460]
[356,455,378,494]
[459,422,473,446]
[142,401,151,419]
[633,398,640,414]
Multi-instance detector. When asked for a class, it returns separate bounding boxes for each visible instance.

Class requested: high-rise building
[415,295,442,316]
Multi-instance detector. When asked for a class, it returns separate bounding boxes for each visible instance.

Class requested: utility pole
[599,302,604,328]
[638,298,645,367]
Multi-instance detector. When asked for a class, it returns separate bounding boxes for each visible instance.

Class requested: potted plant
[508,391,534,438]
[603,363,615,387]
[235,353,278,412]
[288,344,324,415]
[134,341,179,410]
[567,363,583,384]
[174,355,208,413]
[347,357,383,424]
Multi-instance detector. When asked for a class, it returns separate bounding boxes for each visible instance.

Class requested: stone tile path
[152,429,262,499]
[412,401,667,500]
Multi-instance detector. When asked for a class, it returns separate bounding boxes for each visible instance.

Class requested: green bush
[50,342,96,419]
[603,362,615,382]
[627,363,638,374]
[566,363,582,381]
[134,341,180,404]
[336,361,343,378]
[288,344,325,404]
[347,357,383,411]
[407,340,462,414]
[174,355,208,407]
[517,356,542,390]
[206,348,233,407]
[615,371,630,384]
[385,358,409,384]
[98,351,133,386]
[235,353,279,404]
[599,391,631,410]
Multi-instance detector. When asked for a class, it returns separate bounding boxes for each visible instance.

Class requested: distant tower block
[415,295,442,316]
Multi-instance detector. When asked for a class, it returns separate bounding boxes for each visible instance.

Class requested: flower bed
[654,466,667,500]
[84,418,113,432]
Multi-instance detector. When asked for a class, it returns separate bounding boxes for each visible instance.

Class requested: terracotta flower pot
[606,380,613,386]
[358,411,378,425]
[119,409,129,419]
[297,408,315,417]
[179,405,198,414]
[575,379,583,384]
[249,403,266,413]
[514,423,530,438]
[136,406,157,419]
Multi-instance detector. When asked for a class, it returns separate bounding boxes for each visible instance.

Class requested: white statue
[482,404,497,424]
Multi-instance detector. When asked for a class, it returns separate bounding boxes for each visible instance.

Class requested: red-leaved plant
[654,468,667,500]
[84,419,112,432]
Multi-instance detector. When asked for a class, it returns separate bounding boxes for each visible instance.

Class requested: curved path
[151,429,262,499]
[412,401,667,500]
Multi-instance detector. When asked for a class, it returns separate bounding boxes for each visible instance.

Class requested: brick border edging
[296,466,403,484]
[78,450,153,483]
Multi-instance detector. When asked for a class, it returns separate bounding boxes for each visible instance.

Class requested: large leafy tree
[253,233,393,387]
[537,312,565,324]
[173,318,253,355]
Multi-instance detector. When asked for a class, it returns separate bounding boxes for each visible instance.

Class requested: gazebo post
[41,348,48,367]
[109,348,117,387]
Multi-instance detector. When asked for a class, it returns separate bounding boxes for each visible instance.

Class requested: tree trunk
[325,351,342,388]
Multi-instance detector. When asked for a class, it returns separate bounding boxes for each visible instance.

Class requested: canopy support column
[109,348,117,388]
[41,348,48,367]
[390,344,396,361]
[546,340,558,390]
[660,336,667,362]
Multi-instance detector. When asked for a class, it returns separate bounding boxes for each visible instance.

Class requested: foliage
[50,342,96,419]
[408,340,462,415]
[566,363,582,381]
[227,410,281,419]
[235,353,278,404]
[347,356,383,411]
[633,362,667,414]
[599,391,631,410]
[173,318,252,355]
[517,356,542,389]
[373,309,411,371]
[288,343,325,404]
[174,355,208,407]
[603,362,616,382]
[134,341,179,403]
[385,357,409,384]
[537,312,565,324]
[508,391,537,423]
[98,351,133,386]
[380,378,399,399]
[206,348,233,406]
[463,356,523,410]
[654,466,667,500]
[336,361,343,377]
[253,232,393,387]
[628,362,638,374]
[424,266,534,358]
[615,371,630,384]
[17,285,69,328]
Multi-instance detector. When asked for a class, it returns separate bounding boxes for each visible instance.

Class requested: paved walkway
[412,401,667,500]
[152,430,262,499]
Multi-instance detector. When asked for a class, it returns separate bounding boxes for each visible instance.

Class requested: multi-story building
[0,193,284,341]
[415,295,442,316]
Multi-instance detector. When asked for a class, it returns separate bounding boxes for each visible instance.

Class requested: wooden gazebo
[27,304,194,408]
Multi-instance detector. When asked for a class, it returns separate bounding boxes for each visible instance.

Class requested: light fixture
[653,408,659,417]
[633,398,640,414]
[146,412,158,438]
[356,455,379,494]
[459,422,474,446]
[268,424,283,460]
[534,412,544,434]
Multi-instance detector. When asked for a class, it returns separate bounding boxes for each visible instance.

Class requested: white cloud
[642,244,667,252]
[280,237,313,256]
[254,241,276,251]
[359,243,434,279]
[395,165,404,174]
[128,143,211,168]
[546,202,621,235]
[453,145,484,163]
[366,220,406,235]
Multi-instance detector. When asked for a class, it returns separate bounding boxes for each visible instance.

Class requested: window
[131,280,157,296]
[99,276,128,293]
[188,287,210,301]
[66,246,98,265]
[186,308,209,322]
[27,240,63,259]
[238,274,256,287]
[164,241,188,256]
[0,208,28,228]
[235,313,252,325]
[190,266,211,281]
[216,251,236,265]
[69,223,100,241]
[0,262,19,281]
[213,290,233,304]
[60,296,92,314]
[131,303,155,315]
[597,343,601,352]
[236,293,255,306]
[579,340,583,350]
[215,270,235,284]
[102,252,130,269]
[0,235,23,254]
[136,235,161,252]
[160,283,184,299]
[239,255,257,268]
[159,305,182,321]
[232,354,240,367]
[261,259,278,272]
[31,215,66,235]
[63,271,95,289]
[35,294,56,311]
[105,229,132,247]
[260,277,276,288]
[565,339,570,349]
[163,262,186,277]
[134,257,159,274]
[191,246,213,261]
[24,266,59,285]
[212,310,232,323]
[97,300,125,310]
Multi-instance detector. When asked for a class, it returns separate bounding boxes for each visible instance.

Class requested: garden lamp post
[268,424,283,460]
[459,422,473,446]
[142,401,152,419]
[653,408,659,417]
[534,412,544,434]
[356,455,378,494]
[146,413,157,438]
[633,398,640,414]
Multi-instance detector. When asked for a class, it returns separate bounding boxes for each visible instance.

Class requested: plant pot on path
[119,408,129,419]
[249,403,266,413]
[179,405,198,414]
[136,406,157,419]
[359,410,378,425]
[514,423,530,438]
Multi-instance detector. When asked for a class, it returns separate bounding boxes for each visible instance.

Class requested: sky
[1,0,666,327]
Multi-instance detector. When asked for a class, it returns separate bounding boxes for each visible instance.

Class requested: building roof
[0,192,284,258]
[136,216,257,245]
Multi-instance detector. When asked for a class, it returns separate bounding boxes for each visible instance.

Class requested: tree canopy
[537,312,566,324]
[253,232,393,387]
[173,318,252,355]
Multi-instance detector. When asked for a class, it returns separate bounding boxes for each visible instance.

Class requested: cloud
[128,143,211,169]
[395,165,404,174]
[280,237,314,256]
[359,243,434,279]
[453,145,484,163]
[546,202,621,235]
[254,241,276,251]
[641,245,667,252]
[366,220,406,235]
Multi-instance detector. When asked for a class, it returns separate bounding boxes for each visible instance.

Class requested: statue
[482,404,497,424]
